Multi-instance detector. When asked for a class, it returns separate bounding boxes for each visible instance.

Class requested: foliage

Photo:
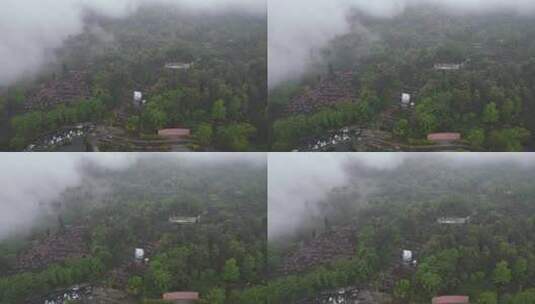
[1,5,267,150]
[269,7,535,151]
[194,123,214,147]
[393,279,411,300]
[216,123,256,151]
[0,158,267,303]
[201,288,226,304]
[467,128,485,148]
[0,257,105,303]
[222,258,240,283]
[488,128,530,151]
[482,103,500,124]
[263,159,535,303]
[493,261,512,288]
[477,291,498,304]
[127,276,144,296]
[212,100,227,121]
[393,119,409,139]
[272,102,376,150]
[9,98,106,150]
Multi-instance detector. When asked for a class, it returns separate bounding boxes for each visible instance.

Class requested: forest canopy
[267,154,535,303]
[0,154,267,304]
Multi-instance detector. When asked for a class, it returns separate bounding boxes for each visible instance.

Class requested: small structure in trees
[133,91,145,108]
[402,250,416,263]
[169,215,201,225]
[401,93,415,109]
[134,248,145,261]
[437,217,470,225]
[162,291,199,303]
[434,63,464,70]
[165,62,194,70]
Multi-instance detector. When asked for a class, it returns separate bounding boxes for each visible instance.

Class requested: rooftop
[158,128,191,139]
[428,133,461,142]
[432,295,469,304]
[169,216,200,224]
[163,292,199,301]
[165,62,194,70]
[437,217,470,224]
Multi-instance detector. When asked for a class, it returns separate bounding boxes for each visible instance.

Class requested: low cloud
[268,0,535,88]
[0,152,265,241]
[0,0,266,87]
[268,153,535,241]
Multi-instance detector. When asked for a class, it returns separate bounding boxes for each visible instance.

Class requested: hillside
[0,156,267,304]
[271,6,535,152]
[0,4,267,152]
[263,157,535,303]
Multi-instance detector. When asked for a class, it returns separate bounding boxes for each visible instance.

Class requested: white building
[133,91,143,107]
[401,93,412,108]
[134,91,142,102]
[402,250,413,263]
[135,248,145,260]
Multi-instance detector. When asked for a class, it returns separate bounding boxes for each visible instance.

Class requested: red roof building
[163,292,199,303]
[158,128,191,140]
[432,295,470,304]
[427,133,461,143]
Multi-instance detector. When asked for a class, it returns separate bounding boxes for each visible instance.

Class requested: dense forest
[0,156,267,303]
[270,6,535,152]
[264,157,535,303]
[0,4,267,151]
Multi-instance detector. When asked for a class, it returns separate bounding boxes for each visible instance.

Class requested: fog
[268,153,535,241]
[0,0,266,87]
[268,0,535,88]
[0,152,265,241]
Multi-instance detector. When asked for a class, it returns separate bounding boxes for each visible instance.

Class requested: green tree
[393,279,411,301]
[222,258,240,283]
[212,99,227,121]
[228,96,242,120]
[488,128,530,151]
[419,271,442,297]
[416,110,438,135]
[505,289,535,304]
[241,255,257,282]
[127,276,144,296]
[477,291,498,304]
[216,123,256,151]
[194,123,213,146]
[467,128,485,148]
[512,258,528,288]
[482,102,499,124]
[126,116,140,134]
[502,98,516,123]
[143,104,168,132]
[393,119,409,139]
[146,260,172,295]
[493,260,512,288]
[201,288,226,304]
